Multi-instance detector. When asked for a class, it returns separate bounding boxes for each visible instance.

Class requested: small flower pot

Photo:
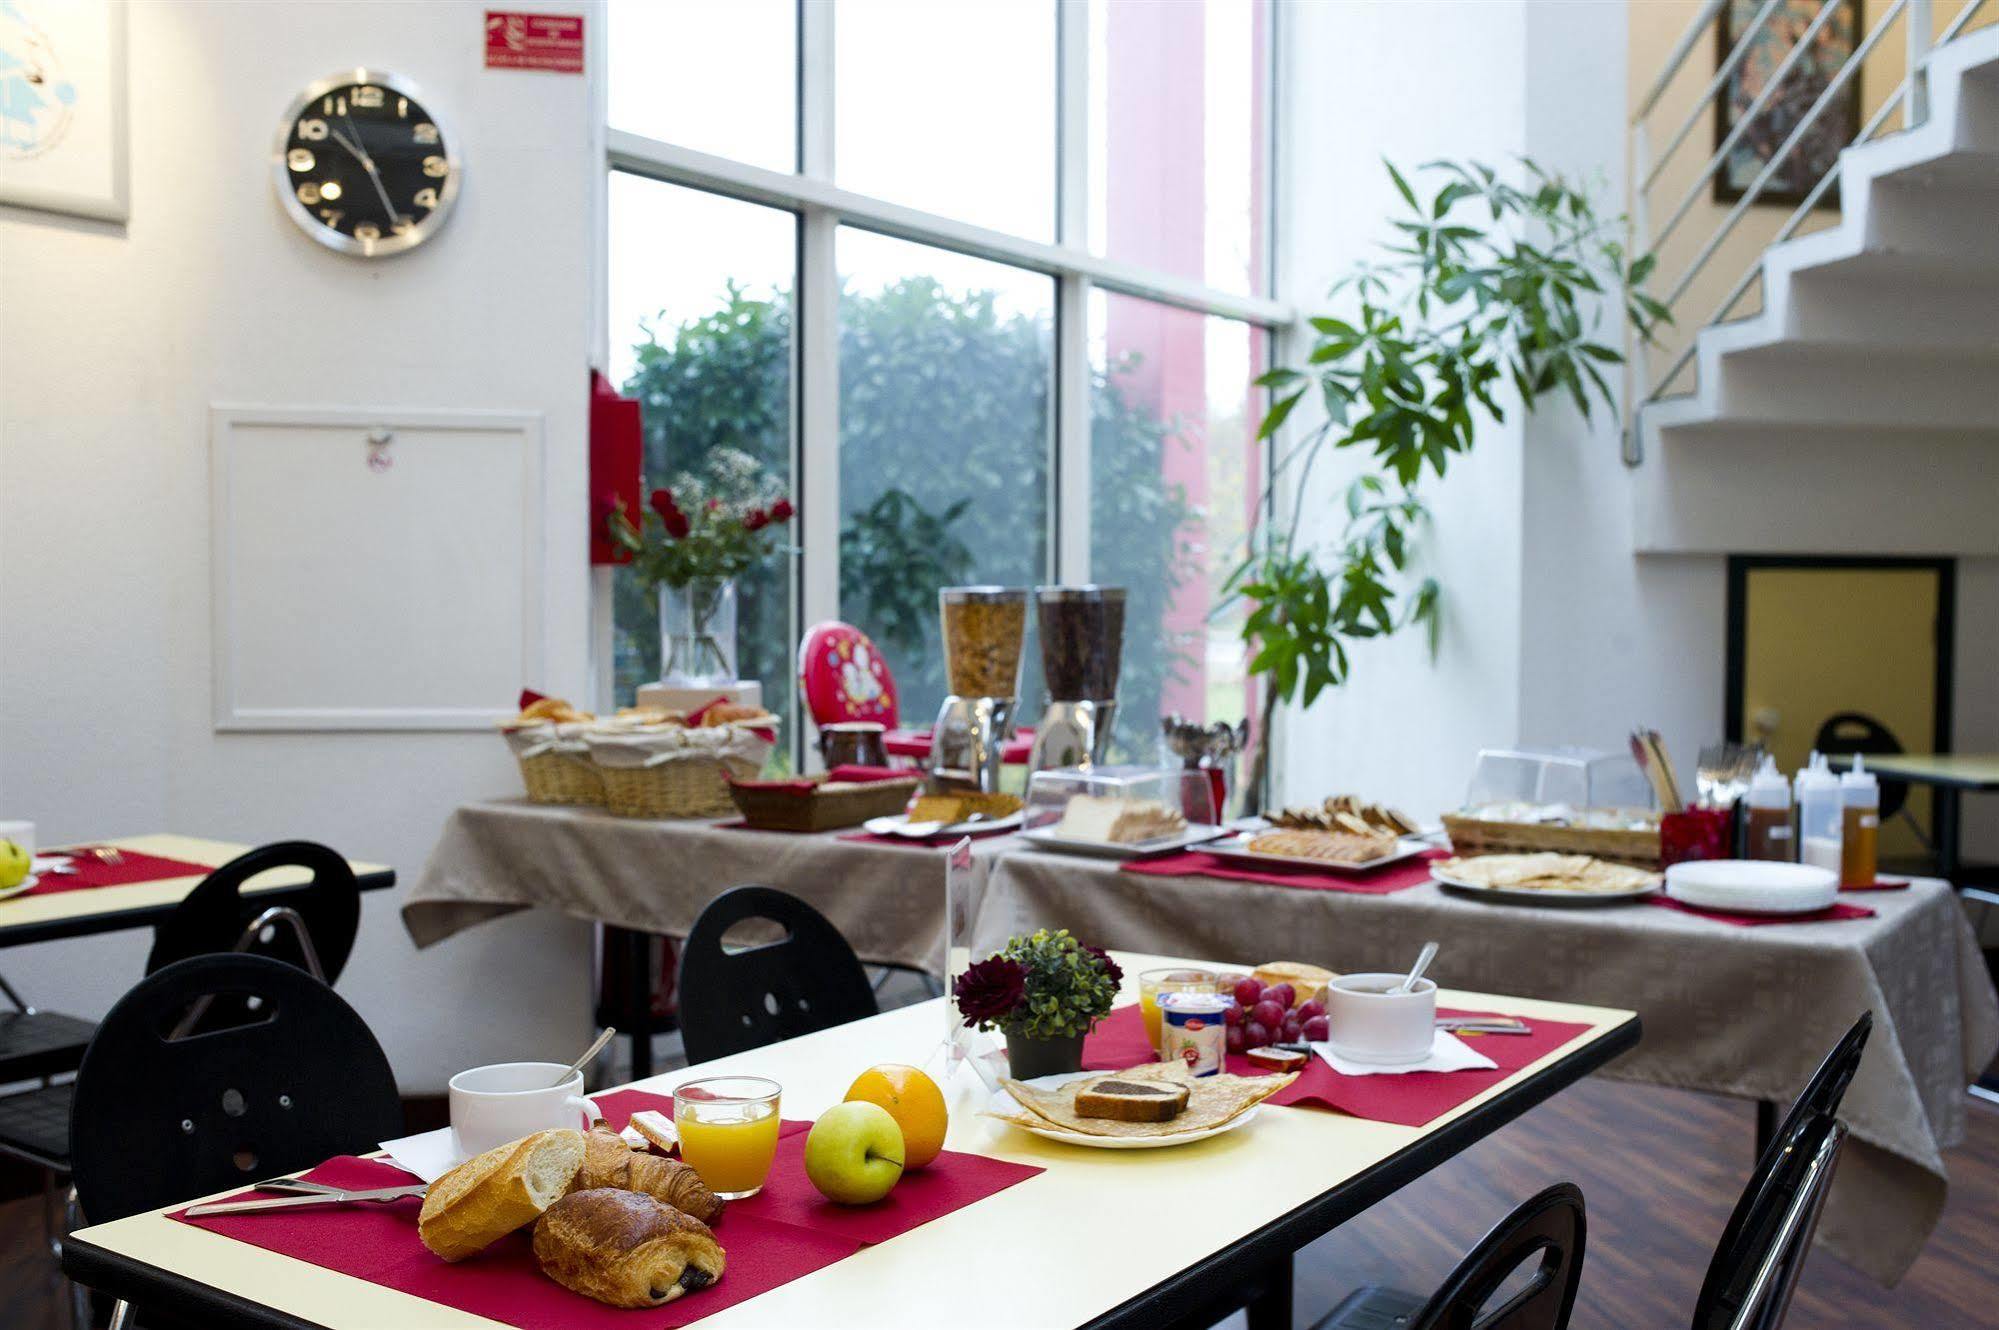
[1005,1030,1087,1080]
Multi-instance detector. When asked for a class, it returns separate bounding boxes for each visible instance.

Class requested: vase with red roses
[953,929,1122,1079]
[607,447,794,686]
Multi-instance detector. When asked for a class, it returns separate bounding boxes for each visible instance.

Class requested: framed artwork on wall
[0,0,129,222]
[1713,0,1859,209]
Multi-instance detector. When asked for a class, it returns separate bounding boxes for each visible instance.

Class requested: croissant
[578,1125,725,1224]
[533,1188,726,1308]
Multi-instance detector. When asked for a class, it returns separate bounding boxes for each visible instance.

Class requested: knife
[185,1183,427,1217]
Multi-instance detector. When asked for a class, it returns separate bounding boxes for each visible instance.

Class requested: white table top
[0,834,393,944]
[65,951,1636,1330]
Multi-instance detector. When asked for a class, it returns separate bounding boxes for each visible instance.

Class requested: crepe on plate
[1437,852,1659,894]
[991,1061,1296,1139]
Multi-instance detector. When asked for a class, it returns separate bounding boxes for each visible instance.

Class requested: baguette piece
[1073,1077,1190,1123]
[419,1129,585,1262]
[578,1125,724,1224]
[533,1188,726,1308]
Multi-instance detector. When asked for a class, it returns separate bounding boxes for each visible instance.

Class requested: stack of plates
[1663,860,1839,914]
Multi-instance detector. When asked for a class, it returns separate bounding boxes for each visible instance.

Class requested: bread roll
[418,1129,585,1262]
[578,1125,724,1224]
[533,1188,726,1308]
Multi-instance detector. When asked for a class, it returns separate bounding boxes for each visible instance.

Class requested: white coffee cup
[1325,973,1438,1065]
[448,1062,600,1161]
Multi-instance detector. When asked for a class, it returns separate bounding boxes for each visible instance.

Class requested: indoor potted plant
[608,447,794,686]
[952,929,1122,1078]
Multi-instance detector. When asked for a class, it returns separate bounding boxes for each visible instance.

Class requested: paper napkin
[1312,1030,1499,1077]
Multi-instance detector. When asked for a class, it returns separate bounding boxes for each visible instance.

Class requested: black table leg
[1245,1252,1293,1330]
[1755,1099,1777,1160]
[1936,787,1963,884]
[623,926,653,1082]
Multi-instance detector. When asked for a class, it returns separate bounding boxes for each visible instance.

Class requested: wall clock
[272,68,460,257]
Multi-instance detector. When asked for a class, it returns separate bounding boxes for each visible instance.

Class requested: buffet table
[977,848,1998,1285]
[402,800,1015,975]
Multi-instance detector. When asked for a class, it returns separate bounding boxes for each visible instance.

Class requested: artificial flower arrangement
[953,929,1122,1076]
[606,446,794,589]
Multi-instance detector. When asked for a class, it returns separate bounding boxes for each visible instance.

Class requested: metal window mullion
[799,0,834,178]
[796,206,840,771]
[587,6,615,710]
[1056,0,1088,249]
[1055,271,1092,584]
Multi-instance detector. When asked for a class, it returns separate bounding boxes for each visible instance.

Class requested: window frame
[593,0,1296,764]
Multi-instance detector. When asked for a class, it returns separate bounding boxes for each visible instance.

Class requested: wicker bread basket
[728,775,920,832]
[1441,812,1661,869]
[503,723,605,807]
[586,723,776,819]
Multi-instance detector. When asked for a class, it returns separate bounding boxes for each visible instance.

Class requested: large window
[604,0,1286,765]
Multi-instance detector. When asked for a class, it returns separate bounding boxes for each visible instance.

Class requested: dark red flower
[648,488,678,519]
[743,508,770,532]
[1083,945,1123,986]
[707,497,721,512]
[663,508,691,540]
[953,956,1027,1026]
[769,497,795,523]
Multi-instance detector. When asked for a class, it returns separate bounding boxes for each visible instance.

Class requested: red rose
[707,497,721,512]
[952,956,1027,1028]
[743,509,770,532]
[663,508,691,540]
[769,498,795,523]
[648,488,677,519]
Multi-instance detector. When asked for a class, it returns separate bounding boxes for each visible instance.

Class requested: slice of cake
[1073,1077,1191,1122]
[1055,795,1188,844]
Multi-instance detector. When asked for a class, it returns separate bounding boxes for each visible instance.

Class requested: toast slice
[418,1128,585,1261]
[1073,1077,1191,1123]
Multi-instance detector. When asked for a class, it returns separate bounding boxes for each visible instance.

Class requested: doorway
[1725,557,1954,864]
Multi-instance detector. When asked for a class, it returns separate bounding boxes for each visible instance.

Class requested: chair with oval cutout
[677,885,878,1065]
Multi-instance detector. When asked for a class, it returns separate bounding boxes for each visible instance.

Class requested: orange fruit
[844,1064,948,1170]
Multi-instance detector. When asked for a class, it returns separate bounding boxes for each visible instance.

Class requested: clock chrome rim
[271,67,461,259]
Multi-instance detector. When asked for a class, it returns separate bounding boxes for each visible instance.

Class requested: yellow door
[1737,564,1944,860]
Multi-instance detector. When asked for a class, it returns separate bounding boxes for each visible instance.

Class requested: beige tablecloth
[978,850,1999,1285]
[402,800,1011,974]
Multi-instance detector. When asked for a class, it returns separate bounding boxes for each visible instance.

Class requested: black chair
[0,971,97,1085]
[66,953,402,1328]
[677,886,878,1064]
[146,840,361,983]
[1811,712,1916,829]
[1692,1012,1870,1330]
[1318,1184,1587,1330]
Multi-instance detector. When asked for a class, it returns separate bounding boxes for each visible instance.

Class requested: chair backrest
[1692,1012,1871,1330]
[678,886,879,1065]
[1810,712,1909,820]
[797,621,900,731]
[146,840,360,984]
[70,953,403,1226]
[1411,1182,1588,1330]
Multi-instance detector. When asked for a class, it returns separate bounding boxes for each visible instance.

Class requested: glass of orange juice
[1138,968,1216,1052]
[674,1076,782,1199]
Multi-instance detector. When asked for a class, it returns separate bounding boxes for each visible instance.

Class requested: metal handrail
[1626,0,1985,462]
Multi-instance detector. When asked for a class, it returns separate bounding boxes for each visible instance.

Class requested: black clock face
[274,72,458,256]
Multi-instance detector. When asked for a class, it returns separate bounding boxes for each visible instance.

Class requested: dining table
[1826,752,1999,900]
[0,833,396,949]
[58,949,1638,1330]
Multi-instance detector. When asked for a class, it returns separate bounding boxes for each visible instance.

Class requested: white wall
[0,0,598,1090]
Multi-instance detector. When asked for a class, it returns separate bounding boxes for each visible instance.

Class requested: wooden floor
[4,1073,1993,1329]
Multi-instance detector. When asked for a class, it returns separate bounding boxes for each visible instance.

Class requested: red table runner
[1646,896,1876,927]
[836,824,1016,849]
[1120,847,1445,895]
[1080,1003,1594,1129]
[1842,877,1909,892]
[27,848,215,897]
[172,1089,1042,1329]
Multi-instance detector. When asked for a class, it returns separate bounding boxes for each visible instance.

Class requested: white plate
[1017,823,1229,860]
[0,875,39,902]
[1205,833,1428,875]
[1005,1103,1261,1150]
[1665,859,1838,914]
[861,810,1024,839]
[1431,867,1658,907]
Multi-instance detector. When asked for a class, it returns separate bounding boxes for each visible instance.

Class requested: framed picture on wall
[1713,0,1859,209]
[0,0,129,222]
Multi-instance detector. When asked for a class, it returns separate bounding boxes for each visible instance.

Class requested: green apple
[0,840,27,890]
[803,1100,904,1205]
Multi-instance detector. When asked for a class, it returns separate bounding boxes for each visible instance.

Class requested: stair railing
[1624,0,1988,465]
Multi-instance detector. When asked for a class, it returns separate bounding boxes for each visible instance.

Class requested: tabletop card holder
[936,836,1005,1091]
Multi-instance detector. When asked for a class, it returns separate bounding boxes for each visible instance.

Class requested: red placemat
[836,824,1016,849]
[1842,877,1910,892]
[27,848,215,896]
[1080,1002,1595,1129]
[1646,896,1876,926]
[1120,847,1444,895]
[172,1090,1042,1330]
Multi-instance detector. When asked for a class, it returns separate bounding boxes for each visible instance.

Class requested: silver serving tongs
[1436,1016,1531,1035]
[185,1181,427,1217]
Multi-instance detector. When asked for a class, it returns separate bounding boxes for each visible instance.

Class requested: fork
[89,845,125,866]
